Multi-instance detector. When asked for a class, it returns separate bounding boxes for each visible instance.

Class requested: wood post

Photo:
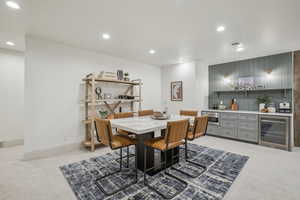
[294,51,300,146]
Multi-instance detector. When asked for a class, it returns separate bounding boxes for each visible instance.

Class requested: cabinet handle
[261,120,286,124]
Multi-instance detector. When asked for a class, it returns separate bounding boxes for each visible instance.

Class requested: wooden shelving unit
[82,75,142,151]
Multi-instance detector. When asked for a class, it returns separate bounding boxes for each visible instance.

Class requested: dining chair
[138,109,154,116]
[113,112,134,136]
[143,119,189,199]
[113,112,135,165]
[94,118,138,196]
[180,110,198,131]
[174,116,208,178]
[179,110,198,117]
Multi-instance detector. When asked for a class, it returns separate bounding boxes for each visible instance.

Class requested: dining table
[110,115,194,175]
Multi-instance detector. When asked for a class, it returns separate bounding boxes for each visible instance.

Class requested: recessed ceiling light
[149,49,156,54]
[5,1,20,10]
[216,25,225,32]
[102,33,111,40]
[6,41,15,46]
[236,47,245,52]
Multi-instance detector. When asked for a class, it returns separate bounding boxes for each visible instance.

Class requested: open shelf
[82,75,142,152]
[82,78,140,85]
[86,99,141,103]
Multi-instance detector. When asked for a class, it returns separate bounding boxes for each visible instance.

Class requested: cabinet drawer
[238,120,258,130]
[221,119,237,128]
[221,113,237,120]
[221,127,237,138]
[207,125,220,135]
[238,129,258,142]
[239,114,258,121]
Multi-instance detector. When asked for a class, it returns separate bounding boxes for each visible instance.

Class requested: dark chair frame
[143,121,189,199]
[94,121,138,196]
[175,117,208,178]
[113,112,136,166]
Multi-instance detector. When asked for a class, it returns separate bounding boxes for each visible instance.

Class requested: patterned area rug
[60,144,249,200]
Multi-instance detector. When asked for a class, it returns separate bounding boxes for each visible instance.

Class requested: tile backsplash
[209,89,292,111]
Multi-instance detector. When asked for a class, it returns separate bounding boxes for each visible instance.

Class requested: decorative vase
[259,103,265,111]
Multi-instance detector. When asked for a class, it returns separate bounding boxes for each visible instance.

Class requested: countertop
[202,109,293,117]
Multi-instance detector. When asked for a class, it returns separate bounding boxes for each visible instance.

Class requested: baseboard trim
[0,139,24,148]
[23,142,82,161]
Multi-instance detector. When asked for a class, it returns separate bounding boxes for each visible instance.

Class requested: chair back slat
[180,110,198,117]
[165,119,189,144]
[94,118,113,146]
[138,110,154,116]
[114,112,134,119]
[192,116,208,138]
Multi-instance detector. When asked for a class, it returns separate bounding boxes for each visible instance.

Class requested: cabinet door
[286,53,292,89]
[215,62,237,91]
[264,56,278,89]
[209,66,217,92]
[275,53,292,89]
[254,57,266,89]
[238,129,258,142]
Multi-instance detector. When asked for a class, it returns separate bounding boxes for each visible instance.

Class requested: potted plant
[256,96,271,111]
[99,110,108,119]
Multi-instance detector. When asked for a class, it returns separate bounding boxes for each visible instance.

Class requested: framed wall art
[171,81,183,101]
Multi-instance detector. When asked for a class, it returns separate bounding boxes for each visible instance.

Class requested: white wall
[161,61,208,114]
[25,36,162,155]
[0,49,24,142]
[195,61,209,111]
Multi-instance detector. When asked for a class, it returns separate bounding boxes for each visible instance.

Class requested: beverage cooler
[259,115,290,151]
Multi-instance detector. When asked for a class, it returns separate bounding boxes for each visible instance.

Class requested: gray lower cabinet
[221,127,237,138]
[237,114,259,143]
[238,129,258,142]
[207,124,221,136]
[221,119,237,128]
[207,112,259,143]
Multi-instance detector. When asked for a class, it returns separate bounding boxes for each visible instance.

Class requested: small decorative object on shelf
[95,87,102,100]
[118,95,134,99]
[124,72,130,81]
[117,70,124,80]
[99,71,118,80]
[104,93,112,99]
[99,110,108,119]
[239,76,254,90]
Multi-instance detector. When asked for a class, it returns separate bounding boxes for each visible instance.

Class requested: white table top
[110,115,193,134]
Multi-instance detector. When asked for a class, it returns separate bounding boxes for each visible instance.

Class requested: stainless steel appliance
[278,102,292,113]
[259,115,290,151]
[202,111,219,126]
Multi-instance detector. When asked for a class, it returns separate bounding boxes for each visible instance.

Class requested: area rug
[60,144,249,200]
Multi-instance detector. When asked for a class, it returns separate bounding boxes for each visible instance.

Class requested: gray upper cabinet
[213,62,237,91]
[209,52,293,92]
[264,55,281,89]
